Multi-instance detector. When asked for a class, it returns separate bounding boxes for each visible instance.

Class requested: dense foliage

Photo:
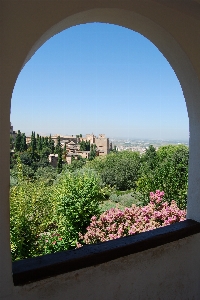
[86,151,141,190]
[85,145,188,209]
[54,169,103,249]
[10,134,189,260]
[10,158,56,260]
[77,190,186,246]
[137,145,188,209]
[10,159,104,260]
[10,131,63,177]
[79,140,90,151]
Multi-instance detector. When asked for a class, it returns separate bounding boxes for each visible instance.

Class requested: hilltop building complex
[12,125,112,166]
[49,133,112,166]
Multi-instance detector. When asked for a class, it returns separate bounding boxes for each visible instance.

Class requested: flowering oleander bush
[77,190,186,246]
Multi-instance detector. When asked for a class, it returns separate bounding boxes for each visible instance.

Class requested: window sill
[12,219,200,286]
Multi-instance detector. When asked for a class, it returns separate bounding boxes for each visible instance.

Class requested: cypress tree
[57,148,62,174]
[36,134,40,149]
[30,131,36,158]
[37,136,43,153]
[15,130,22,152]
[80,140,86,151]
[21,133,27,152]
[41,137,45,150]
[54,136,62,173]
[80,140,90,151]
[55,136,61,154]
[44,136,49,148]
[49,134,55,153]
[86,140,90,151]
[89,144,97,160]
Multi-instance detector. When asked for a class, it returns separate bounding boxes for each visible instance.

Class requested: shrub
[86,151,141,191]
[109,191,142,207]
[35,166,57,185]
[55,169,103,248]
[137,145,188,209]
[78,190,186,246]
[10,178,56,260]
[66,156,86,172]
[10,157,56,260]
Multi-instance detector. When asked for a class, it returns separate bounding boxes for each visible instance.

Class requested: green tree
[36,135,43,153]
[35,166,57,186]
[14,131,27,152]
[15,130,22,152]
[57,148,63,174]
[49,134,55,153]
[141,145,158,170]
[54,136,62,173]
[137,145,189,209]
[18,151,39,177]
[21,164,35,180]
[30,131,37,159]
[80,140,90,151]
[37,157,49,168]
[100,151,141,190]
[36,134,40,149]
[66,156,86,172]
[20,152,33,166]
[89,143,97,160]
[10,159,56,260]
[55,136,62,154]
[21,133,27,152]
[41,137,45,149]
[41,147,51,158]
[79,141,85,151]
[63,143,66,155]
[86,151,141,191]
[44,136,49,148]
[56,169,102,248]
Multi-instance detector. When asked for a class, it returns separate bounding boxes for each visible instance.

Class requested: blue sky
[11,23,188,141]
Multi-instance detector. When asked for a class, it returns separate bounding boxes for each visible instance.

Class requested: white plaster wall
[7,233,200,300]
[1,1,200,299]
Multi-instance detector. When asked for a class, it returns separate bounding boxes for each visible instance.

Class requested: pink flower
[78,191,186,245]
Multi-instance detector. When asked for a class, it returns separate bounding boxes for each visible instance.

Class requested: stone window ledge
[13,219,200,286]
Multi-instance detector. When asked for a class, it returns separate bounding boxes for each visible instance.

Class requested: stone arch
[1,3,200,297]
[20,8,200,221]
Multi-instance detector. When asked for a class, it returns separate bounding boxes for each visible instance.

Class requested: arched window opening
[10,23,189,262]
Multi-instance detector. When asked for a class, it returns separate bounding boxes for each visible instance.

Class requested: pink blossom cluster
[78,190,186,246]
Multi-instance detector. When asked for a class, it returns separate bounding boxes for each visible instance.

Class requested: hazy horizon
[17,129,188,143]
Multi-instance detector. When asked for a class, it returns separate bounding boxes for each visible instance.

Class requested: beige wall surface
[9,234,200,300]
[1,1,200,299]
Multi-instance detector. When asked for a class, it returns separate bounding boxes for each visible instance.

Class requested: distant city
[110,137,189,154]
